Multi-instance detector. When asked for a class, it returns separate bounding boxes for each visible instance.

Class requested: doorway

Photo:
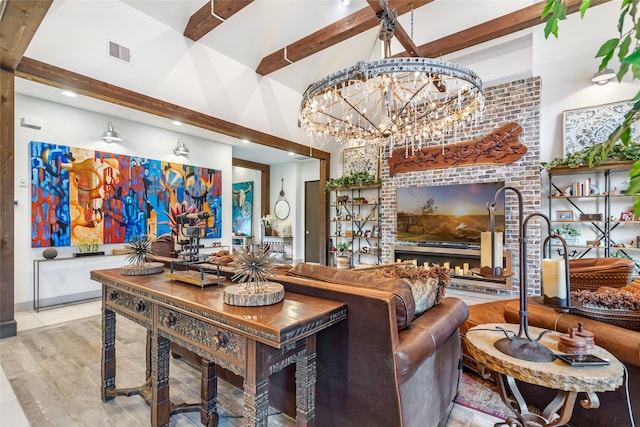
[304,180,320,263]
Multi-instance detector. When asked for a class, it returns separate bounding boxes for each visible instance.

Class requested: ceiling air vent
[108,41,130,63]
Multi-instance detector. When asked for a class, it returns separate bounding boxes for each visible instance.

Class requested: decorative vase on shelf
[42,247,58,260]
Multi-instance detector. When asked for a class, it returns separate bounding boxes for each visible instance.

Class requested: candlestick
[541,258,567,306]
[463,263,469,274]
[480,231,503,270]
[443,262,450,270]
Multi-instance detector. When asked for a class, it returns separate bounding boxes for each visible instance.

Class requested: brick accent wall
[380,77,542,294]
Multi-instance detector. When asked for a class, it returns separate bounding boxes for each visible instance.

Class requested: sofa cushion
[370,265,449,317]
[288,263,416,329]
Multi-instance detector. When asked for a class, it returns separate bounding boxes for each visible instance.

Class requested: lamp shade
[591,68,616,85]
[102,122,122,142]
[173,138,190,156]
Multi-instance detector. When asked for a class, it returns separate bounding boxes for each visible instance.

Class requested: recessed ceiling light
[341,0,350,6]
[242,139,250,144]
[171,120,182,126]
[61,90,77,98]
[288,152,295,156]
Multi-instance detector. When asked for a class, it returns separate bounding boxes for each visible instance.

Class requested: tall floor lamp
[488,186,572,362]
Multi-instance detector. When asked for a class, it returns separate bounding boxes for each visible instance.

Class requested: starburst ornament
[224,244,284,306]
[120,235,164,276]
[232,244,275,293]
[125,236,152,265]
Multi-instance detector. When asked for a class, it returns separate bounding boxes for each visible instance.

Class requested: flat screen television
[396,182,505,247]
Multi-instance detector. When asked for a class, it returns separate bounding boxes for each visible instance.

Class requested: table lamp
[487,186,570,363]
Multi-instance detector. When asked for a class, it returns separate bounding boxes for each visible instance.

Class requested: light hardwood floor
[0,289,513,427]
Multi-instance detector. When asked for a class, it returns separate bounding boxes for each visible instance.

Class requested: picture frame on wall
[563,100,639,155]
[343,145,380,179]
[620,211,635,221]
[555,210,574,221]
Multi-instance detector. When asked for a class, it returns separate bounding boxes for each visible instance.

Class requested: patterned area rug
[455,370,511,420]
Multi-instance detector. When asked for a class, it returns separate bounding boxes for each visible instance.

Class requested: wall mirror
[274,178,290,220]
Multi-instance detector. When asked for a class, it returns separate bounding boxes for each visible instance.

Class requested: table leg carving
[151,335,171,427]
[200,359,218,426]
[295,336,317,426]
[244,341,270,426]
[102,308,116,402]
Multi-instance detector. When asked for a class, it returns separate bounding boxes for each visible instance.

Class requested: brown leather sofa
[461,299,639,426]
[264,263,469,427]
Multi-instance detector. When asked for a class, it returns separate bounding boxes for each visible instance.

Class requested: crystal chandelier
[299,2,484,155]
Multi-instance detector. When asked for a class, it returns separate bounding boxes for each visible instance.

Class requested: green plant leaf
[619,35,632,60]
[596,38,620,58]
[623,47,640,64]
[542,0,555,18]
[580,0,592,17]
[617,62,630,81]
[544,17,559,38]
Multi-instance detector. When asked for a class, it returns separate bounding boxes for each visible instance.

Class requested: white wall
[532,1,637,164]
[15,93,234,308]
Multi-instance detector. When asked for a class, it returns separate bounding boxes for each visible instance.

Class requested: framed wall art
[343,145,379,178]
[563,100,639,155]
[232,181,253,237]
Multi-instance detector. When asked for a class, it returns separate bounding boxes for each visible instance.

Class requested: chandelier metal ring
[299,1,485,155]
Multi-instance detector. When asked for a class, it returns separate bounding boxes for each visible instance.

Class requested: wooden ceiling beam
[16,57,330,161]
[365,0,422,57]
[184,0,253,42]
[0,0,52,71]
[256,0,432,76]
[394,0,611,58]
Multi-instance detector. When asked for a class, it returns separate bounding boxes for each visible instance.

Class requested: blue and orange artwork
[30,141,222,247]
[232,181,253,236]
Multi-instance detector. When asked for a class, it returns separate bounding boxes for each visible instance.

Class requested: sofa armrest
[395,298,468,383]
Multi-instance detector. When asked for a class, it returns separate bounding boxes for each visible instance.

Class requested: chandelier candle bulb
[541,258,567,306]
[480,232,503,271]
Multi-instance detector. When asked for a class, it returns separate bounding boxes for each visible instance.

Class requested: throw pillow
[288,263,416,330]
[372,265,450,317]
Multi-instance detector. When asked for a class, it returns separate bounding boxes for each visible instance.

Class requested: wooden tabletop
[464,323,624,393]
[91,268,347,348]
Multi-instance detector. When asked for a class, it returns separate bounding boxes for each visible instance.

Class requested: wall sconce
[591,68,616,85]
[173,138,190,156]
[101,122,122,142]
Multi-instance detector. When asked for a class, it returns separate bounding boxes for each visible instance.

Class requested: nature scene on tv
[396,182,505,245]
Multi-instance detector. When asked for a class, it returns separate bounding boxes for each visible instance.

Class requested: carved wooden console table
[90,268,347,427]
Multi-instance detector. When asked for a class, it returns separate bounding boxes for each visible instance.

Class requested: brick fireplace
[379,77,542,295]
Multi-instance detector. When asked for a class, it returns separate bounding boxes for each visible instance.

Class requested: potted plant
[261,214,276,236]
[556,224,581,245]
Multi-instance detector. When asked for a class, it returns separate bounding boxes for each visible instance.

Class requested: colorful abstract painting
[232,181,253,236]
[30,141,222,247]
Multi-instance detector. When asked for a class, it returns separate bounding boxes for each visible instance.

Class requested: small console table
[262,236,293,263]
[91,268,347,427]
[464,323,624,427]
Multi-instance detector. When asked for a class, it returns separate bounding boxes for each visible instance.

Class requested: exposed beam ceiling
[15,57,330,161]
[0,0,52,71]
[365,0,422,57]
[255,0,610,77]
[395,0,611,58]
[183,0,254,42]
[256,0,432,76]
